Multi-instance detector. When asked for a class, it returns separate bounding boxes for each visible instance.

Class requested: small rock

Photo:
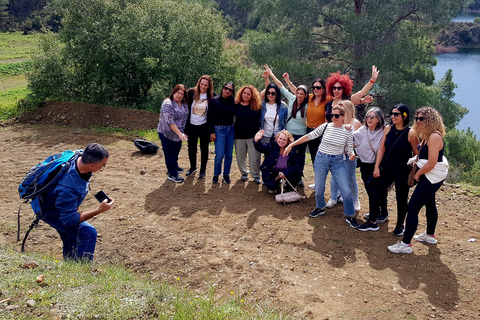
[36,274,44,283]
[140,169,146,175]
[22,261,39,269]
[26,299,35,307]
[5,305,20,310]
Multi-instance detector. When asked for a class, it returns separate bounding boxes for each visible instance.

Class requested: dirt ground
[1,101,480,319]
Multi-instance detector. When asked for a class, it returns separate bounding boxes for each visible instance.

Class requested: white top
[308,123,354,156]
[354,126,385,163]
[263,103,280,138]
[190,93,208,125]
[407,156,449,184]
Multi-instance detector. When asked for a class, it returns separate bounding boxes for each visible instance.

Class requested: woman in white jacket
[388,107,448,254]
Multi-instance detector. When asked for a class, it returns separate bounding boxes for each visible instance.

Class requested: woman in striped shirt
[284,103,359,228]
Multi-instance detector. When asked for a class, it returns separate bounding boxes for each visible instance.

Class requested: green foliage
[445,128,480,171]
[475,17,480,24]
[0,60,31,77]
[28,0,228,107]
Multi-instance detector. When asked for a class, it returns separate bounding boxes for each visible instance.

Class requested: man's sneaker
[199,171,206,179]
[212,175,219,184]
[393,225,405,236]
[308,183,315,190]
[357,221,379,231]
[413,232,437,244]
[254,177,262,185]
[177,167,184,173]
[363,212,389,224]
[186,168,198,176]
[345,216,360,228]
[223,175,231,184]
[309,207,325,218]
[325,199,337,208]
[376,213,389,224]
[297,180,304,188]
[168,175,184,183]
[354,201,361,211]
[241,174,248,181]
[388,241,413,254]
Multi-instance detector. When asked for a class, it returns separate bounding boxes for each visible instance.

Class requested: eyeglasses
[312,86,323,90]
[332,86,343,91]
[365,115,376,119]
[223,87,234,92]
[331,113,344,118]
[415,116,425,122]
[267,91,277,96]
[390,112,402,117]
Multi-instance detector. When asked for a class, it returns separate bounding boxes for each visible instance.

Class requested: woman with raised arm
[284,103,359,228]
[388,107,448,254]
[368,104,420,236]
[208,82,236,184]
[185,75,216,179]
[326,100,362,210]
[234,85,262,184]
[254,129,302,193]
[264,65,309,186]
[157,84,189,183]
[259,71,288,144]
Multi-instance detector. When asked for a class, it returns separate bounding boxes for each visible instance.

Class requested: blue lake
[433,48,480,138]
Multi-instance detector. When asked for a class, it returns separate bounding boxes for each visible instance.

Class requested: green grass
[0,61,32,77]
[0,32,39,62]
[0,246,292,319]
[0,87,31,120]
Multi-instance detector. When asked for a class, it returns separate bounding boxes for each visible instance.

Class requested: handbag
[407,143,424,188]
[275,178,306,204]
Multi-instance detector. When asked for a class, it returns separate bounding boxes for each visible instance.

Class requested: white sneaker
[413,232,437,244]
[325,199,337,208]
[354,201,361,211]
[337,196,344,203]
[388,241,413,254]
[308,183,315,190]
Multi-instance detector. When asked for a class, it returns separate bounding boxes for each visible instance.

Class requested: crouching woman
[254,129,302,193]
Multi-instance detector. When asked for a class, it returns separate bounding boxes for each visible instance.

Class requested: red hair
[326,71,353,98]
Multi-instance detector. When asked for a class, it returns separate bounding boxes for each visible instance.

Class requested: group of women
[156,66,448,254]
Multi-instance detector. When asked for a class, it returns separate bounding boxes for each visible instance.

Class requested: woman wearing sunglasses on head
[284,103,359,228]
[185,75,216,179]
[259,72,288,144]
[388,107,448,254]
[368,104,420,236]
[354,107,387,231]
[263,65,309,187]
[208,82,236,184]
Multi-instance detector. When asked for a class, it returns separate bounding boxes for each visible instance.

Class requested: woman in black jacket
[253,129,302,193]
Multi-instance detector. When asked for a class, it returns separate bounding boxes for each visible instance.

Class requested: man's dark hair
[81,143,109,164]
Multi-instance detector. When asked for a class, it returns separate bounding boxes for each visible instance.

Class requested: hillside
[1,102,480,319]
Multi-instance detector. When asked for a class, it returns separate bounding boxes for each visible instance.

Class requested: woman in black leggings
[369,104,419,236]
[389,107,448,254]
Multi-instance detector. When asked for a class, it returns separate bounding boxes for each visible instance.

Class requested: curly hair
[235,85,261,111]
[412,107,446,140]
[326,72,353,98]
[275,130,294,144]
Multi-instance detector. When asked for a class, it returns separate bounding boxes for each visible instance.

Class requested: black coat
[254,139,302,183]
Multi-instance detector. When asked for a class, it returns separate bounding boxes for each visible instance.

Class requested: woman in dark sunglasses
[259,73,288,144]
[208,82,236,184]
[368,104,419,236]
[264,64,309,187]
[388,107,448,254]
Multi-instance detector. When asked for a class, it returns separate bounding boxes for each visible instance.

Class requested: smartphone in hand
[94,190,112,203]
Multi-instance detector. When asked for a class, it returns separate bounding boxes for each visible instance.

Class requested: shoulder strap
[366,129,377,157]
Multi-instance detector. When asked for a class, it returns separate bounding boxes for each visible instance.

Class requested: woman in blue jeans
[208,82,236,184]
[284,104,359,228]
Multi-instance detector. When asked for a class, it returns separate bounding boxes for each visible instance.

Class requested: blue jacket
[260,101,288,135]
[39,158,90,227]
[254,139,302,183]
